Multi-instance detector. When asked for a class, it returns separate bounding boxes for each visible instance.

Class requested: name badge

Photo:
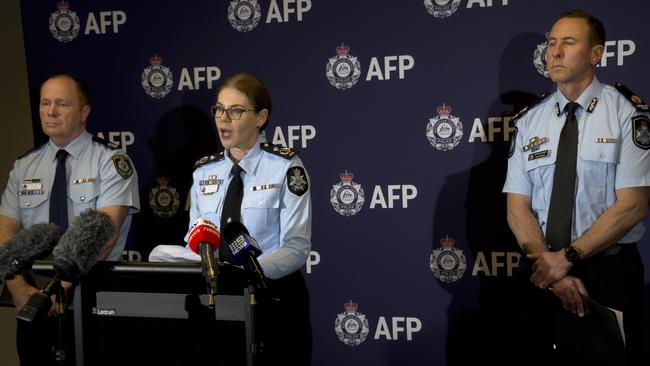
[200,176,223,195]
[528,150,550,161]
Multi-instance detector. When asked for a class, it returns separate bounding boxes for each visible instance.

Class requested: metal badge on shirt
[200,175,223,195]
[524,136,550,161]
[19,179,44,195]
[287,166,308,196]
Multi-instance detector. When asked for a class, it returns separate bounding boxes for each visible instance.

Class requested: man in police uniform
[503,10,649,365]
[0,73,140,365]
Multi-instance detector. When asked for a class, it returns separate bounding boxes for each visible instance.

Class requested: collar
[553,77,603,116]
[47,130,91,162]
[224,134,265,177]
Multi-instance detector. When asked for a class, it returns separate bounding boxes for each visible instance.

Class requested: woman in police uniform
[189,73,312,365]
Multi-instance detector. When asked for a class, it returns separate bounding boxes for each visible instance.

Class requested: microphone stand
[54,283,67,364]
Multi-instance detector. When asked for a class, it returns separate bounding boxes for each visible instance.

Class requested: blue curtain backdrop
[19,1,650,365]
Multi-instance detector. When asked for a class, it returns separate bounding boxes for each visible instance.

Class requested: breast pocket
[196,194,223,226]
[18,193,48,224]
[242,188,281,235]
[525,157,555,220]
[579,144,618,207]
[69,182,100,215]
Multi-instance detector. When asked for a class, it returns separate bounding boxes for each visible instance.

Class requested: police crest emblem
[149,176,180,218]
[111,154,134,180]
[287,166,309,197]
[430,235,467,283]
[326,44,362,90]
[423,0,461,18]
[228,0,262,32]
[330,171,365,216]
[141,55,173,99]
[632,115,650,150]
[426,103,463,151]
[49,1,81,43]
[533,42,550,78]
[334,301,370,347]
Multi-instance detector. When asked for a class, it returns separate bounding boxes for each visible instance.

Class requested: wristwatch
[564,245,582,264]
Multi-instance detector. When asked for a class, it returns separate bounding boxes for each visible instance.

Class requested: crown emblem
[336,43,350,57]
[437,103,452,117]
[340,170,354,183]
[157,176,169,186]
[344,300,358,313]
[440,235,455,247]
[149,54,163,65]
[57,1,70,10]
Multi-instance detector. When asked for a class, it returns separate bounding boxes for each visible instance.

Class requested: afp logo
[326,44,415,90]
[424,0,508,18]
[228,0,312,32]
[334,300,370,346]
[141,55,222,98]
[330,171,365,216]
[48,1,127,43]
[426,103,464,151]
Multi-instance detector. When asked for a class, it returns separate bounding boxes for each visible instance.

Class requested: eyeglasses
[210,105,254,120]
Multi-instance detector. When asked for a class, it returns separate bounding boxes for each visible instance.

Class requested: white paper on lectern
[148,245,201,262]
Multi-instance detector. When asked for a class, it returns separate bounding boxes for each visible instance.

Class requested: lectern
[31,260,261,366]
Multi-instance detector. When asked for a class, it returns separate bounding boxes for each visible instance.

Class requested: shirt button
[25,201,31,207]
[80,196,86,202]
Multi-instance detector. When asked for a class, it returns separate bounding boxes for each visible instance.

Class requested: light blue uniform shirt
[187,135,312,279]
[504,78,650,244]
[0,130,140,260]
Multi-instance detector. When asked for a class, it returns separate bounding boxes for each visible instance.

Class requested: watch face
[565,247,580,263]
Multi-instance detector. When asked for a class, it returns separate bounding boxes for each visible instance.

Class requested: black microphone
[0,223,60,283]
[17,209,115,322]
[222,221,268,292]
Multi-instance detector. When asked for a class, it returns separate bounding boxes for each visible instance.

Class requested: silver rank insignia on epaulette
[555,103,561,116]
[522,136,548,152]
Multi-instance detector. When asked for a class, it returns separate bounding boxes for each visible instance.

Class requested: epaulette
[17,142,46,160]
[92,136,120,149]
[260,142,296,160]
[614,82,650,113]
[193,151,224,170]
[511,93,550,123]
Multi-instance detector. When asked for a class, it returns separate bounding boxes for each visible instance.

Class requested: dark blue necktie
[220,163,244,261]
[546,102,580,250]
[50,149,69,234]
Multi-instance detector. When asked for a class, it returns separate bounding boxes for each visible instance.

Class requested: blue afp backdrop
[19,1,650,365]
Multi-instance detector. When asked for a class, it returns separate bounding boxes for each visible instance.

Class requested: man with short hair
[504,9,649,365]
[0,72,140,365]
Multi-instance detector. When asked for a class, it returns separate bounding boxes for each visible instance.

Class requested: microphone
[222,221,268,292]
[187,218,222,304]
[0,223,60,283]
[17,209,115,322]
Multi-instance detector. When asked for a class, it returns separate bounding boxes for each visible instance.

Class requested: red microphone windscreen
[187,218,222,254]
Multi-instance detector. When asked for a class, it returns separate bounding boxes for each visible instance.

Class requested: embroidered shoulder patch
[632,115,650,150]
[287,166,308,196]
[112,154,134,179]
